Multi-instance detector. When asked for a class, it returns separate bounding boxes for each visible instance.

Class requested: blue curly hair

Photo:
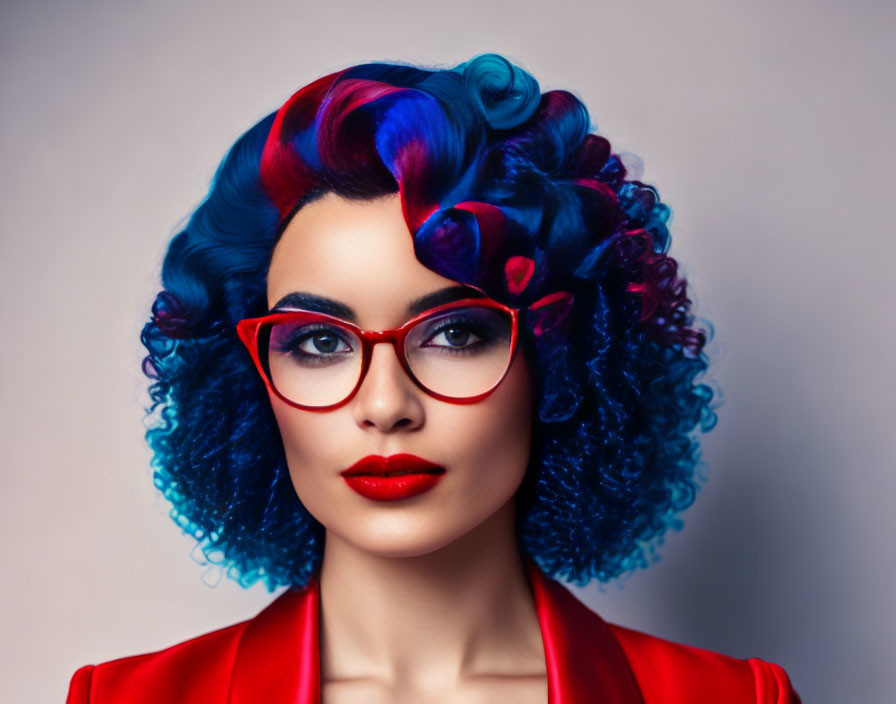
[141,54,718,591]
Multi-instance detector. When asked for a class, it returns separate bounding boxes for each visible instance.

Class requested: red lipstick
[341,454,446,501]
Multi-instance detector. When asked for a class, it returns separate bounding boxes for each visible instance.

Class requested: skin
[266,192,548,703]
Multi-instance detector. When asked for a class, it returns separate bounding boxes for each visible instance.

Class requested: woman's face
[265,192,533,558]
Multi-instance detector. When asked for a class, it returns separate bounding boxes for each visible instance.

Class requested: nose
[351,341,425,433]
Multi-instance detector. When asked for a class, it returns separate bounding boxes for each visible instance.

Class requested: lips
[341,454,446,501]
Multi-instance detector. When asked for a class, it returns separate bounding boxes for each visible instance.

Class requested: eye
[411,306,512,357]
[418,311,509,354]
[270,322,355,363]
[426,321,482,349]
[296,329,350,355]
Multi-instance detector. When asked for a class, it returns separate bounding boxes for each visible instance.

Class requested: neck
[317,499,546,691]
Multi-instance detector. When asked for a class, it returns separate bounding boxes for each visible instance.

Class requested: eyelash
[275,324,354,359]
[421,316,493,352]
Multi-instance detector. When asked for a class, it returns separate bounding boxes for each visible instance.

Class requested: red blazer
[67,562,800,703]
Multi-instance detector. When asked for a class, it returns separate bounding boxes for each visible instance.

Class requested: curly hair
[141,54,718,591]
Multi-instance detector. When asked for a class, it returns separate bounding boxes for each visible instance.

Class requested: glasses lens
[266,316,362,407]
[404,305,514,399]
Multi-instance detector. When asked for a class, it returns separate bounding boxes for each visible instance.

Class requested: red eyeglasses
[236,298,520,411]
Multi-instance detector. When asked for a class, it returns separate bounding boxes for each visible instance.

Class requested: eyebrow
[269,285,485,322]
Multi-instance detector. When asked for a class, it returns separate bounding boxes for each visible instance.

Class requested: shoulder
[608,623,802,704]
[67,585,317,704]
[65,619,249,704]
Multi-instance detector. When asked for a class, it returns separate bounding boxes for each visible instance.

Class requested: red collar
[228,560,643,703]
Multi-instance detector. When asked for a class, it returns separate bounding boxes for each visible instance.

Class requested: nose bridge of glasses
[362,328,406,355]
[355,329,417,399]
[366,329,396,342]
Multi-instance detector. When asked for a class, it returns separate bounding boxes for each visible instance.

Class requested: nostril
[361,415,414,430]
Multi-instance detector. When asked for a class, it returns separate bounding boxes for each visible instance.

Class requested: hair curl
[141,53,718,590]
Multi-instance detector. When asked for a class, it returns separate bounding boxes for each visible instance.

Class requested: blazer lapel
[525,560,644,704]
[229,562,642,704]
[228,582,320,704]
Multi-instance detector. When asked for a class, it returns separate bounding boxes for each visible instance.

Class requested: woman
[67,54,800,703]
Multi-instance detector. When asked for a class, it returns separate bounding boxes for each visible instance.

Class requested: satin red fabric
[67,562,800,703]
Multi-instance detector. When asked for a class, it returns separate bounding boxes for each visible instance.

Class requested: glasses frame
[236,297,521,412]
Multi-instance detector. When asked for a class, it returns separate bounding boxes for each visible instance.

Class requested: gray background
[2,0,893,702]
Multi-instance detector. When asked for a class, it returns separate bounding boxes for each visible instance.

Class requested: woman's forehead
[266,192,458,327]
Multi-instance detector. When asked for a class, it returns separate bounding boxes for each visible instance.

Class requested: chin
[328,513,489,560]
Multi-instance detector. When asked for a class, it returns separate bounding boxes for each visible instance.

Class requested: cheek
[442,356,534,502]
[267,394,340,506]
[269,396,310,462]
[490,353,534,459]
